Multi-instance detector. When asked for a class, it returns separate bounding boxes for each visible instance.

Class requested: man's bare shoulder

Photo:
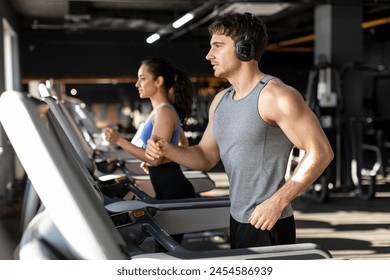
[259,77,307,124]
[215,87,231,98]
[264,77,301,98]
[208,87,231,118]
[210,87,230,106]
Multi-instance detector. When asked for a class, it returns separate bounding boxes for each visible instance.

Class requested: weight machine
[303,54,344,202]
[303,55,389,201]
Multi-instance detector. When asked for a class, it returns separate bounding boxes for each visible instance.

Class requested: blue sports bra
[139,104,181,148]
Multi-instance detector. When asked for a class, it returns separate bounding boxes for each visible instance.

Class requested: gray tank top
[213,75,294,223]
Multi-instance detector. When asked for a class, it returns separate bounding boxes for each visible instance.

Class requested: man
[145,12,334,249]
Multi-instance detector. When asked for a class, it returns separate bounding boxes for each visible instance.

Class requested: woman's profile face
[135,64,158,99]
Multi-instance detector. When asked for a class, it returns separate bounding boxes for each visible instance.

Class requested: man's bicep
[281,105,324,151]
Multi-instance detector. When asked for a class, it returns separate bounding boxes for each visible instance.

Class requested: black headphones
[235,12,256,61]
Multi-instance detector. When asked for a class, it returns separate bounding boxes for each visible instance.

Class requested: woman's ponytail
[170,68,193,126]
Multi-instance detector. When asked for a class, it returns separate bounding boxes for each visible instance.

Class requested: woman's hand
[140,161,149,174]
[104,126,121,145]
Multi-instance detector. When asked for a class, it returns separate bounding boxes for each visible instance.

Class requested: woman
[104,57,195,200]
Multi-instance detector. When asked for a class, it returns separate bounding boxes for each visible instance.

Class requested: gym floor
[1,173,390,260]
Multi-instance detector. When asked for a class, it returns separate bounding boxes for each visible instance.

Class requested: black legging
[148,162,196,200]
[147,162,196,251]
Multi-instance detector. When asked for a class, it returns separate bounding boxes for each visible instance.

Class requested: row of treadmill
[0,85,333,260]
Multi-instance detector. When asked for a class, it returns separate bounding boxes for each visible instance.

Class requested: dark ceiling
[9,0,390,48]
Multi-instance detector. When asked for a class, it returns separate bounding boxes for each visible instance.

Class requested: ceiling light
[172,13,194,28]
[146,33,160,44]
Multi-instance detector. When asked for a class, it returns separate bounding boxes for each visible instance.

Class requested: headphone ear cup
[236,37,255,61]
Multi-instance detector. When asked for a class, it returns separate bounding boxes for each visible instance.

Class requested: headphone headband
[243,12,253,41]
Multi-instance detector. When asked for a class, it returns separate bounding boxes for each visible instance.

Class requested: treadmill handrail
[105,197,230,213]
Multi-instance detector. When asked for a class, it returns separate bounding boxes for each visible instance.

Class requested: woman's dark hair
[208,13,268,62]
[141,57,193,125]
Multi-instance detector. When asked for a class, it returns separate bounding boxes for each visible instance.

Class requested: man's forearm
[166,144,216,171]
[276,149,333,206]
